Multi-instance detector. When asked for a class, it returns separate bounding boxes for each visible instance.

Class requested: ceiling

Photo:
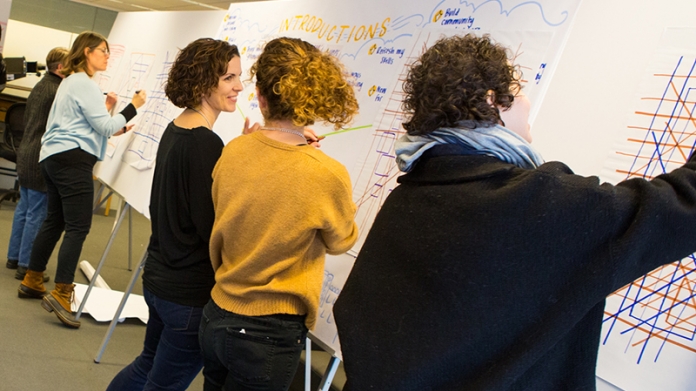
[68,0,261,12]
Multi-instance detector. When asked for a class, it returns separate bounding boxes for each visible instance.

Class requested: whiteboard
[529,0,696,389]
[93,10,227,217]
[216,0,580,252]
[594,28,696,391]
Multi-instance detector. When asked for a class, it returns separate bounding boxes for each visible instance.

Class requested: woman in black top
[107,38,247,391]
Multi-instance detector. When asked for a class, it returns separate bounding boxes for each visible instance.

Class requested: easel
[76,182,135,321]
[305,332,343,391]
[92,181,133,270]
[94,249,147,363]
[79,180,145,363]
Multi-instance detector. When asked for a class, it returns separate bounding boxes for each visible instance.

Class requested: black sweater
[334,145,696,391]
[16,72,62,191]
[142,122,223,307]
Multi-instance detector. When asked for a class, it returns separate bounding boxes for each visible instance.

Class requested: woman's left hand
[113,123,134,137]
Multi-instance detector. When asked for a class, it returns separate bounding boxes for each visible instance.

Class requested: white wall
[0,19,122,207]
[0,20,74,190]
[3,19,76,64]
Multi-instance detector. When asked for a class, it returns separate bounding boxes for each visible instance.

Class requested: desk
[0,74,39,121]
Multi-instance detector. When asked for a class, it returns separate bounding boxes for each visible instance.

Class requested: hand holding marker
[120,90,145,133]
[107,89,146,135]
[237,106,364,143]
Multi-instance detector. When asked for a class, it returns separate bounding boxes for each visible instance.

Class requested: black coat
[16,72,62,192]
[334,145,696,391]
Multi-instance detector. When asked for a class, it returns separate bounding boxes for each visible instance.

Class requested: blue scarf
[395,124,545,172]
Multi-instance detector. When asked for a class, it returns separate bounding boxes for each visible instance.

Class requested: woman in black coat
[334,34,696,391]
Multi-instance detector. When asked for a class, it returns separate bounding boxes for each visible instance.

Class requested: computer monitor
[5,57,26,80]
[26,61,37,73]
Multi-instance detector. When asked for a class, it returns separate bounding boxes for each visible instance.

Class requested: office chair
[0,102,27,205]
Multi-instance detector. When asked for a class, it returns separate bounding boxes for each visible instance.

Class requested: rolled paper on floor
[79,260,112,290]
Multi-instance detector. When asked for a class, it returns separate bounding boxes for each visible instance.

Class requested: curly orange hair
[250,37,358,130]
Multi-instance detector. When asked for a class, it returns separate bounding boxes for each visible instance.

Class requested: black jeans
[199,300,308,391]
[29,148,97,284]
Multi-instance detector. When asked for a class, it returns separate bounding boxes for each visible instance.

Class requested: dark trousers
[199,300,308,391]
[106,287,204,391]
[29,148,96,283]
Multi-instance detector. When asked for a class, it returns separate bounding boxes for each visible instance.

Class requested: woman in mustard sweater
[199,37,359,391]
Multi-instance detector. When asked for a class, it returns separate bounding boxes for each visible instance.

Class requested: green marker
[319,124,372,138]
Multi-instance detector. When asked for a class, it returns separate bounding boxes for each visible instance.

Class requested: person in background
[5,47,68,282]
[106,38,246,391]
[17,31,146,329]
[334,34,696,391]
[199,36,359,391]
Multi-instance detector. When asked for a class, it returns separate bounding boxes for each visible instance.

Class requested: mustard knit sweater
[209,132,358,329]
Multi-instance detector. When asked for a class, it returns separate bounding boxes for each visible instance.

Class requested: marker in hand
[307,135,326,143]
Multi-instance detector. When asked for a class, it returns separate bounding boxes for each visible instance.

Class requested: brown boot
[18,269,47,299]
[41,283,81,329]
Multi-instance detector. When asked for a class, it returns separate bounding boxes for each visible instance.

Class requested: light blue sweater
[40,72,128,162]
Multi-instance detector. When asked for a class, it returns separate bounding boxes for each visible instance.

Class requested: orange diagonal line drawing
[665,121,688,161]
[668,81,696,130]
[643,97,696,105]
[654,73,696,79]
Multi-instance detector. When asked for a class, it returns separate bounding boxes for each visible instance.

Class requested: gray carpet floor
[0,196,339,391]
[0,199,205,390]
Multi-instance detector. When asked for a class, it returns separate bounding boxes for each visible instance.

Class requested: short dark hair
[165,38,240,109]
[402,34,521,135]
[62,31,108,77]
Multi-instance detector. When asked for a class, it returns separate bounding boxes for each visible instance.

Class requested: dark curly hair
[402,34,521,135]
[165,38,240,109]
[249,37,358,130]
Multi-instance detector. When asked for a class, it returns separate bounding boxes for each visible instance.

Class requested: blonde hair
[250,37,358,130]
[46,47,69,72]
[62,31,109,77]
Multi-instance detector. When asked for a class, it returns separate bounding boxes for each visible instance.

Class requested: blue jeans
[106,287,204,391]
[7,187,48,267]
[199,300,308,391]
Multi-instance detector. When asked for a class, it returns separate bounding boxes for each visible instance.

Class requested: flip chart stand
[75,200,133,320]
[307,331,342,391]
[93,181,133,270]
[305,337,312,391]
[94,250,147,363]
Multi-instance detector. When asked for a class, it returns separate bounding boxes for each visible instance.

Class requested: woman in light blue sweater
[18,31,146,329]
